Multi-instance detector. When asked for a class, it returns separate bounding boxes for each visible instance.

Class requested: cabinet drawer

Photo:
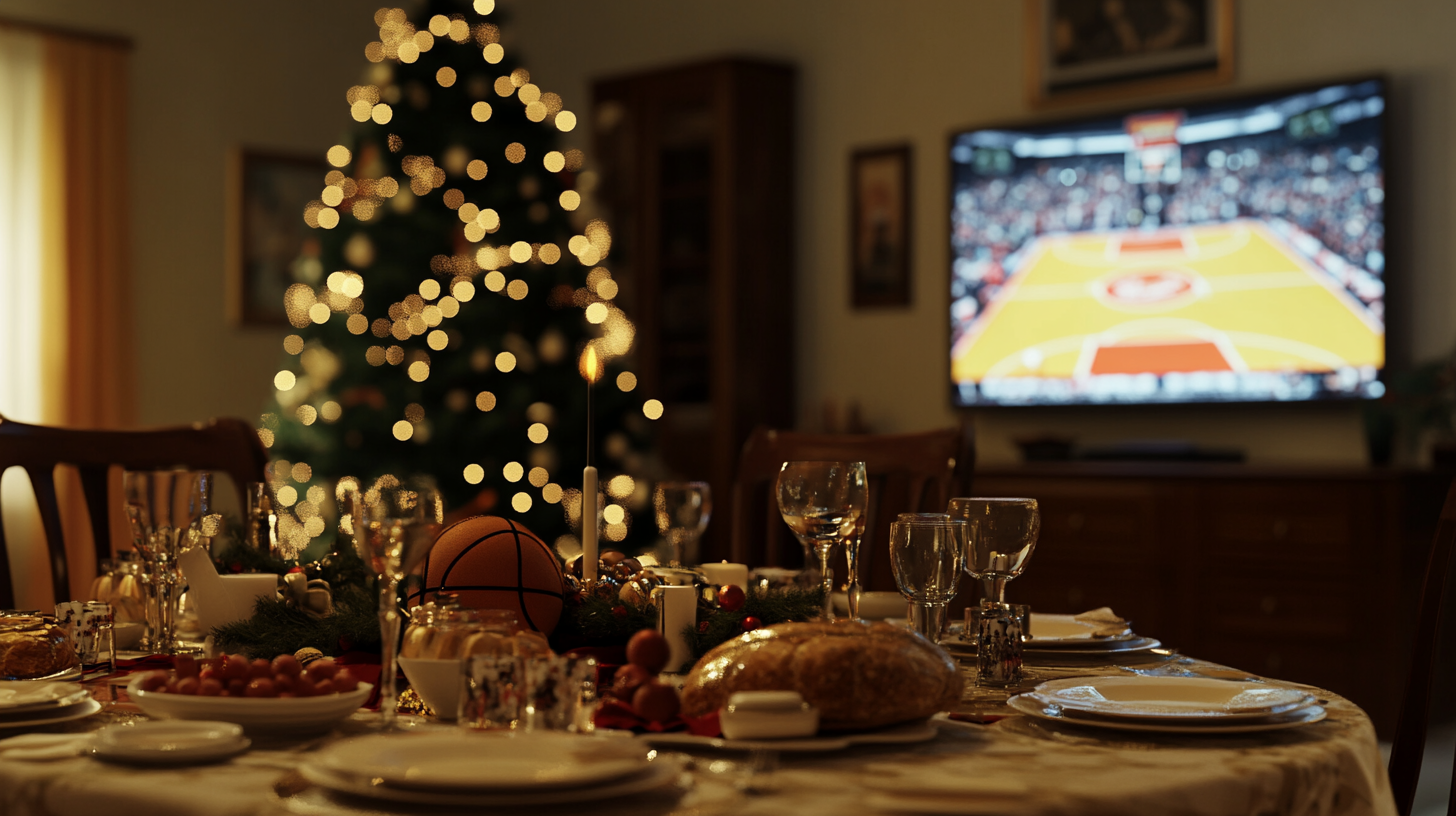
[1200,580,1354,640]
[1201,485,1355,562]
[1035,498,1157,561]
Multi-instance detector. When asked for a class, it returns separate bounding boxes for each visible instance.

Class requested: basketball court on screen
[951,220,1384,384]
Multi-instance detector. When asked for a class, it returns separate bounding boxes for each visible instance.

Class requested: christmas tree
[260,0,659,560]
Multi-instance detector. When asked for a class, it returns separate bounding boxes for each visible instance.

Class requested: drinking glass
[354,476,445,730]
[652,481,712,566]
[947,497,1040,607]
[888,515,966,641]
[776,461,867,620]
[123,470,215,655]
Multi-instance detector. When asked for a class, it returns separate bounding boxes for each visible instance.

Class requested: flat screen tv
[949,78,1387,407]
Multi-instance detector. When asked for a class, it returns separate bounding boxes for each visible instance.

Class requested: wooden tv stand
[973,462,1451,736]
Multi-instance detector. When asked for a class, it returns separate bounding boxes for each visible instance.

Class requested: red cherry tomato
[245,678,276,698]
[271,655,302,678]
[305,658,338,681]
[313,678,336,696]
[294,676,317,698]
[226,678,247,697]
[174,677,200,696]
[174,655,199,679]
[198,678,223,697]
[248,659,273,680]
[273,674,296,695]
[332,669,359,693]
[138,671,168,692]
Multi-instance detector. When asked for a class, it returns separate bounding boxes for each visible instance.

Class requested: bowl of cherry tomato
[127,653,372,734]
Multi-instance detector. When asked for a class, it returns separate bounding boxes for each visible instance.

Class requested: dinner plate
[0,681,89,713]
[0,698,101,730]
[1007,694,1327,734]
[90,720,251,765]
[638,718,939,752]
[314,731,648,792]
[298,755,682,807]
[127,676,371,734]
[942,636,1162,656]
[1027,676,1315,720]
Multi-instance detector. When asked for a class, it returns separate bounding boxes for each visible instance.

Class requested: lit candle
[699,561,750,590]
[580,346,601,586]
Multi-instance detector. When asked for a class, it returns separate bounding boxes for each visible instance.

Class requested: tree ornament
[279,573,334,619]
[413,516,567,636]
[717,584,745,612]
[741,616,763,632]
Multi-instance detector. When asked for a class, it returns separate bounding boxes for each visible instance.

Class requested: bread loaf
[0,617,79,679]
[681,620,961,730]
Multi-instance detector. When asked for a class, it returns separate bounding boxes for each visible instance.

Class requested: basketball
[412,515,567,636]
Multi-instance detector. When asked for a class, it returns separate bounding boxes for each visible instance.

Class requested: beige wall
[2,0,1452,467]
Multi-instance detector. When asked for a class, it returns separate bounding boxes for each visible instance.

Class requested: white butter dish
[720,690,819,740]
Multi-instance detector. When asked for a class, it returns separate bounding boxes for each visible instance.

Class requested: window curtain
[0,22,132,607]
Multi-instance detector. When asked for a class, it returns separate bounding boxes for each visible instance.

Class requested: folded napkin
[0,681,81,708]
[1074,607,1132,638]
[0,733,89,761]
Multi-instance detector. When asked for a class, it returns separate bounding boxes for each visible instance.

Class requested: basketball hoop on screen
[1124,111,1185,185]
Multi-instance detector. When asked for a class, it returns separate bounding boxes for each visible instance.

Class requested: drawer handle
[1067,512,1085,532]
[1260,596,1278,615]
[1272,520,1289,540]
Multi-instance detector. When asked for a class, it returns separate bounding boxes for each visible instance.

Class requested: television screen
[949,78,1386,407]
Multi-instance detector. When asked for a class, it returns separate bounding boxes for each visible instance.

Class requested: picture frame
[226,148,328,326]
[1025,0,1235,108]
[850,144,912,308]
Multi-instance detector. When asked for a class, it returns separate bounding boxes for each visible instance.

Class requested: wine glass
[888,514,966,641]
[353,475,444,730]
[123,470,216,655]
[947,497,1039,607]
[776,461,867,620]
[652,481,712,566]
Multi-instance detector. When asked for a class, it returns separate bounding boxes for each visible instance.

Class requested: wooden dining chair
[1387,477,1456,816]
[0,415,269,609]
[728,425,974,593]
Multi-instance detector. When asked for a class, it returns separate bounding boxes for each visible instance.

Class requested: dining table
[0,646,1396,816]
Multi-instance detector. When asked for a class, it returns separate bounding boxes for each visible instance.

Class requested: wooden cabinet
[974,463,1450,737]
[593,59,795,560]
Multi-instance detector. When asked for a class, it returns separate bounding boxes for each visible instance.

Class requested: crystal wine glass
[776,461,867,620]
[889,514,966,641]
[355,475,444,730]
[652,481,712,566]
[123,470,216,655]
[947,497,1040,607]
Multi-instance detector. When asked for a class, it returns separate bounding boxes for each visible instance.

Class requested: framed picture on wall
[226,149,327,326]
[850,144,912,308]
[1026,0,1235,107]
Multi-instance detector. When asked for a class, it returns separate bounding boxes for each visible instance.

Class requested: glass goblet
[123,470,215,655]
[889,515,966,642]
[652,481,712,566]
[776,461,867,620]
[355,476,444,730]
[947,497,1040,608]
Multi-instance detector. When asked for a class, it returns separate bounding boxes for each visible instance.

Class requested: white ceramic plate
[0,681,88,713]
[942,636,1162,657]
[90,720,251,765]
[314,731,647,792]
[638,718,939,752]
[1007,695,1328,734]
[298,755,682,807]
[1029,676,1314,719]
[0,698,101,730]
[127,676,371,734]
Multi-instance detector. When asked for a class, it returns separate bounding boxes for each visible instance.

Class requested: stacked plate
[91,720,251,765]
[944,613,1161,660]
[1009,675,1327,734]
[0,681,101,729]
[297,731,682,807]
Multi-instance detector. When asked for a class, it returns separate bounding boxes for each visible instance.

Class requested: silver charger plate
[1006,694,1327,734]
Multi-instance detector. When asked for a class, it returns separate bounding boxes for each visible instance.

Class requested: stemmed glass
[889,514,966,641]
[947,497,1040,607]
[776,461,867,620]
[352,476,444,730]
[652,481,712,566]
[123,470,216,655]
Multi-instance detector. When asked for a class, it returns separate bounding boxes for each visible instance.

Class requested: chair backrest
[729,425,974,592]
[0,416,269,609]
[1388,477,1456,816]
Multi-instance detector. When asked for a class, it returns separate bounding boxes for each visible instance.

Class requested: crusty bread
[681,620,962,730]
[0,617,79,679]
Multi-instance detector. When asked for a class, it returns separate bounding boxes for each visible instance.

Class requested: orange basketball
[412,515,566,636]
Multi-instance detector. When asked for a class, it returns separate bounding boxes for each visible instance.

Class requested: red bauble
[412,515,567,635]
[633,682,681,723]
[717,584,746,612]
[626,629,670,674]
[741,616,763,632]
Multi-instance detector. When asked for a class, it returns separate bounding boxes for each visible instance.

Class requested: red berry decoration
[697,621,709,633]
[741,616,763,632]
[626,629,671,675]
[717,584,746,612]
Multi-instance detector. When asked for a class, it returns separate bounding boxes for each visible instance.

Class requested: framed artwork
[1025,0,1235,107]
[850,145,912,308]
[226,149,327,326]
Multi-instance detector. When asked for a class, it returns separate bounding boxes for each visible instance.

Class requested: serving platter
[127,676,371,733]
[637,718,939,752]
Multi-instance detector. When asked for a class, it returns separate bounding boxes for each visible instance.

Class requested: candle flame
[579,344,601,383]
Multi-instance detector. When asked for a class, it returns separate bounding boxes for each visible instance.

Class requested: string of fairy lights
[258,0,663,558]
